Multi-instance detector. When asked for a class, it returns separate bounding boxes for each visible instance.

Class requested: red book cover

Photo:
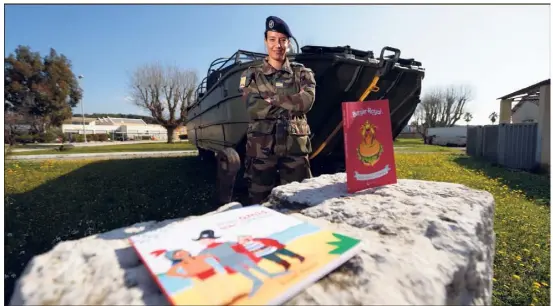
[341,100,397,193]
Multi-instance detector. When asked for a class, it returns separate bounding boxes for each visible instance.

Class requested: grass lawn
[394,145,462,153]
[393,137,427,146]
[4,152,550,305]
[393,137,463,152]
[8,142,197,155]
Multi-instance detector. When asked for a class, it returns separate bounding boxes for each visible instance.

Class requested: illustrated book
[341,99,398,193]
[128,205,362,305]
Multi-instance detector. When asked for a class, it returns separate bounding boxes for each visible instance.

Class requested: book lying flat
[129,205,362,305]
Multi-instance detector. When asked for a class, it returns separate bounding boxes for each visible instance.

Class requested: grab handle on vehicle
[379,46,401,66]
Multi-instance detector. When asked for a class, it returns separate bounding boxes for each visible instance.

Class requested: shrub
[85,134,95,142]
[37,132,57,143]
[74,134,85,143]
[14,134,37,144]
[97,134,109,142]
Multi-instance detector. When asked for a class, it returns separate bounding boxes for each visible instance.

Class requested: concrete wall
[536,84,550,171]
[499,99,513,123]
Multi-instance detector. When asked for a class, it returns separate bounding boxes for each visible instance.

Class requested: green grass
[393,145,462,153]
[9,142,197,155]
[393,137,426,146]
[4,152,550,305]
[4,156,222,305]
[393,137,465,152]
[396,153,550,306]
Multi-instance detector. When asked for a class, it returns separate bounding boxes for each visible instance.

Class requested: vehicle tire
[215,147,241,206]
[198,148,215,162]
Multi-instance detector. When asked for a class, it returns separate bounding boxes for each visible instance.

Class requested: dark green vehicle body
[186,45,425,189]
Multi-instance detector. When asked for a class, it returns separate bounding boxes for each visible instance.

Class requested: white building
[511,95,539,123]
[62,116,187,141]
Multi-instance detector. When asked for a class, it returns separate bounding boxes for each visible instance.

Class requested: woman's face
[265,31,289,61]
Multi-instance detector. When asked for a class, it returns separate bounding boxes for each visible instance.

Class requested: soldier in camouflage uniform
[239,16,316,204]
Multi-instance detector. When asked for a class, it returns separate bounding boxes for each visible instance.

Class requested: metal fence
[466,123,538,171]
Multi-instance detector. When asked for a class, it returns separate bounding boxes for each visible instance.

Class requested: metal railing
[192,50,269,105]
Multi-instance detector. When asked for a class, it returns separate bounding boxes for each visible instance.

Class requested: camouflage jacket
[239,57,316,158]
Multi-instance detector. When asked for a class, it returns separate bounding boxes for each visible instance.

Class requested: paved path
[10,148,52,152]
[9,140,190,152]
[6,150,199,160]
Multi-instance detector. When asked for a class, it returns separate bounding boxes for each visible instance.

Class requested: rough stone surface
[9,174,496,305]
[269,174,496,305]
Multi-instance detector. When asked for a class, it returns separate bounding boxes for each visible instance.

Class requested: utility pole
[78,75,87,143]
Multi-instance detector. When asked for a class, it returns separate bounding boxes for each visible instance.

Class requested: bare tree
[129,63,198,143]
[411,106,431,143]
[411,84,474,143]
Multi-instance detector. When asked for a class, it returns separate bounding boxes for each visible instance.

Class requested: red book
[341,100,397,193]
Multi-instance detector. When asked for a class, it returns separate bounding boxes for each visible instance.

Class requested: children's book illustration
[342,99,398,193]
[357,120,383,166]
[129,205,362,305]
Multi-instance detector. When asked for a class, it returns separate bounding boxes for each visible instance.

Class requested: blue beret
[266,16,292,38]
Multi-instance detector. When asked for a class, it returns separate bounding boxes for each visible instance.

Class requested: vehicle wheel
[233,142,248,193]
[215,147,241,206]
[198,148,215,162]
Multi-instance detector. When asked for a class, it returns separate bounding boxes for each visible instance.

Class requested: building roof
[512,96,539,114]
[106,117,146,125]
[64,117,97,123]
[91,117,147,125]
[497,78,550,101]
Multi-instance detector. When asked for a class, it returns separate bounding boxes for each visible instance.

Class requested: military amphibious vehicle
[186,43,425,205]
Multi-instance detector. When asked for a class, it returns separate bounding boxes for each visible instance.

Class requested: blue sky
[5,4,550,125]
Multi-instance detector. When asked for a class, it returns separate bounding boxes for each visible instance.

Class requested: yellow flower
[512,274,521,280]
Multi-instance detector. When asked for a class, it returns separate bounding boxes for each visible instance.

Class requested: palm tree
[489,112,498,124]
[463,112,473,125]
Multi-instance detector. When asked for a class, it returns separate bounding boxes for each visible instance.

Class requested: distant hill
[82,113,159,125]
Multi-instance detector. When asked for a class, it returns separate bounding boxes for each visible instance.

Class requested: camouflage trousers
[244,155,313,204]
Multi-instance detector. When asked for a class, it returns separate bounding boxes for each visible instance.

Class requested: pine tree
[327,233,360,255]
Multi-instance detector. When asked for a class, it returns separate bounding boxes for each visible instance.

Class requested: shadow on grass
[4,156,249,304]
[452,155,550,206]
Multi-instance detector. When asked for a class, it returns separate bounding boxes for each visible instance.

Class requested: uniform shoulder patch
[240,76,247,88]
[240,66,258,89]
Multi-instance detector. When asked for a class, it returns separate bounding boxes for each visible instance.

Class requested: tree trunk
[166,127,175,143]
